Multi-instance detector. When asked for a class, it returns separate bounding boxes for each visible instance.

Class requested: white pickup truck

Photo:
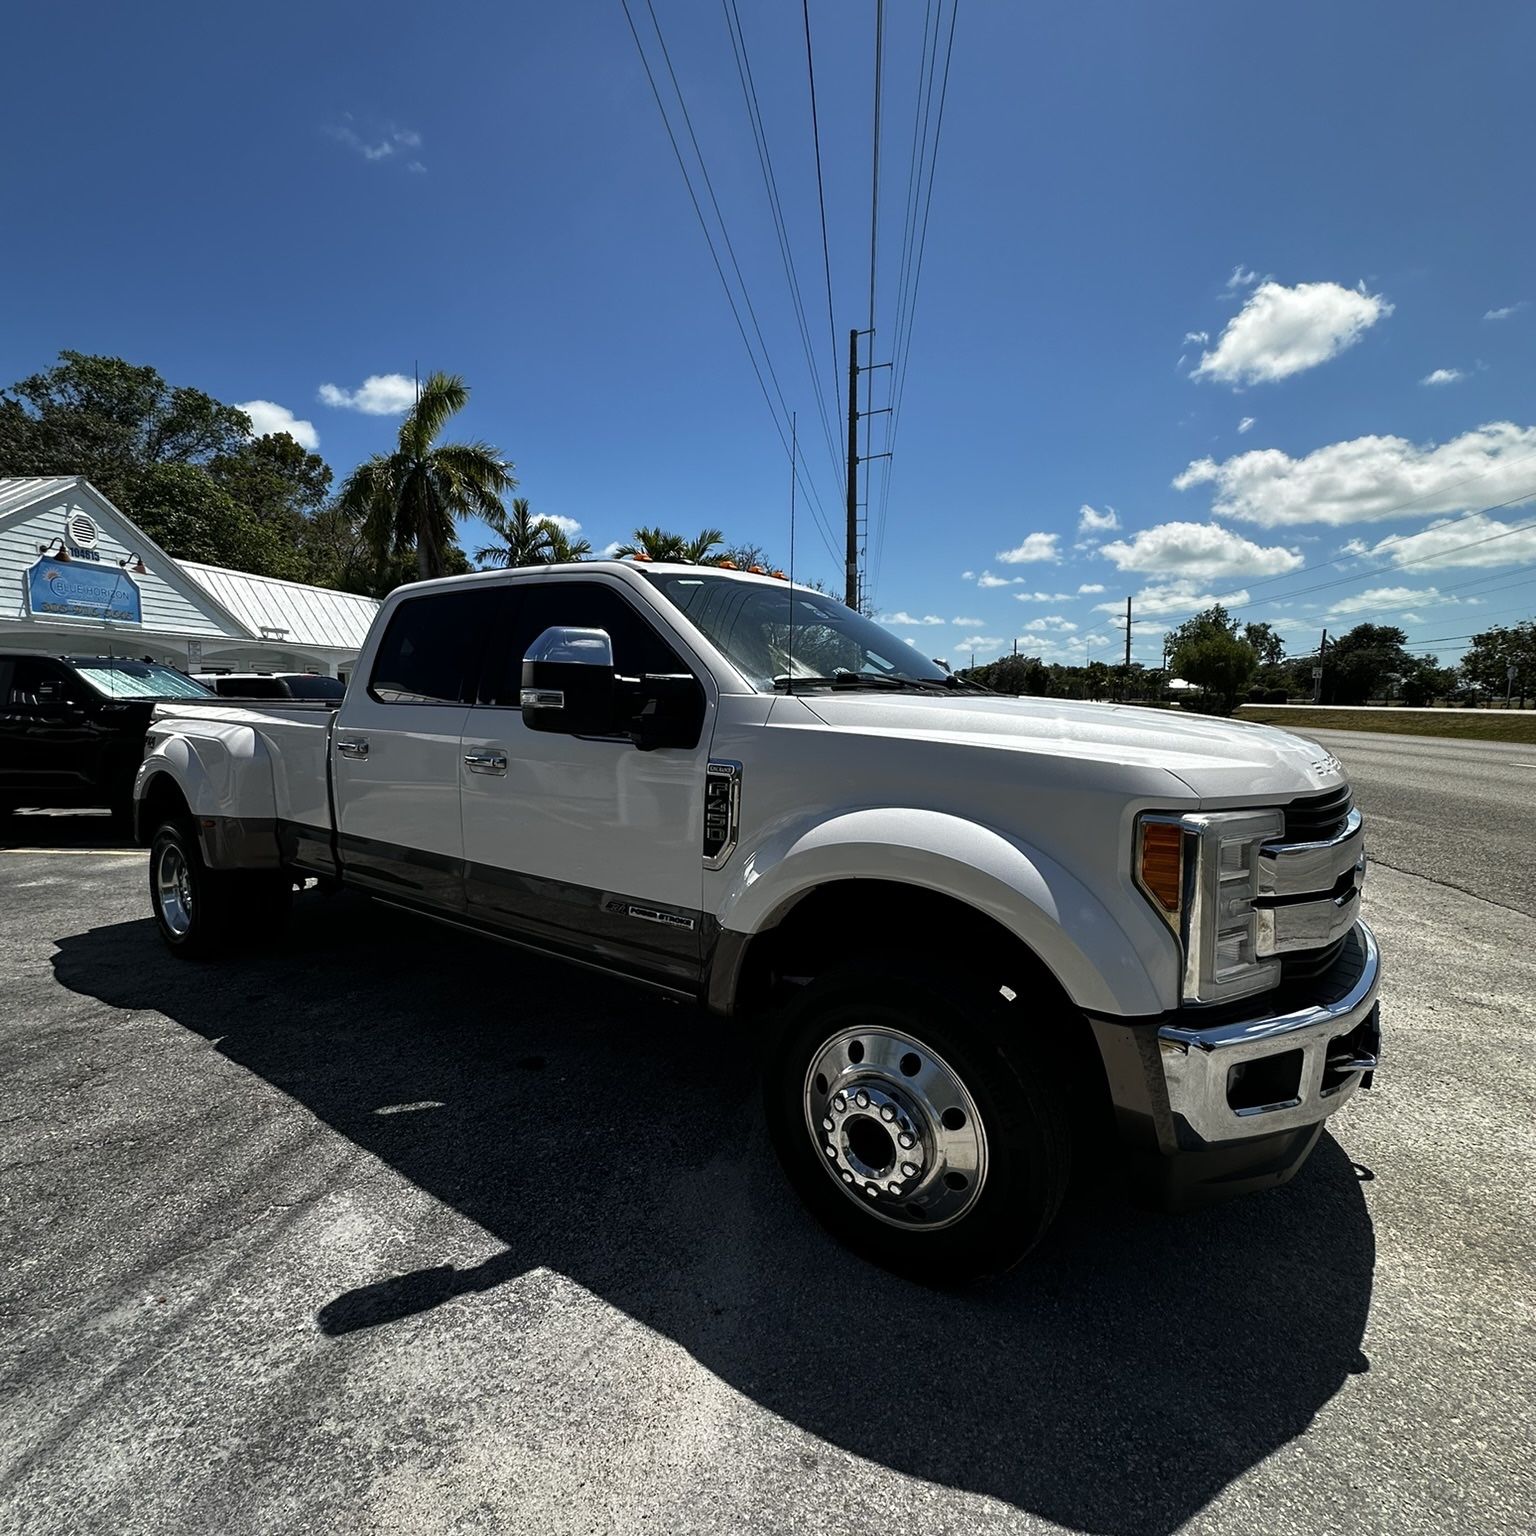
[134,561,1380,1279]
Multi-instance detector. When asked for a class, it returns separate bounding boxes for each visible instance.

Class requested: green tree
[1167,605,1258,712]
[0,351,252,508]
[616,525,726,564]
[1319,624,1414,705]
[474,498,592,568]
[1399,656,1457,707]
[129,462,308,581]
[1460,620,1536,703]
[338,372,514,582]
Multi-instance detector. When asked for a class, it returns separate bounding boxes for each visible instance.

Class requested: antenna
[787,412,797,694]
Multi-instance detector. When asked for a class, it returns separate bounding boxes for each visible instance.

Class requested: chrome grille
[1283,785,1353,843]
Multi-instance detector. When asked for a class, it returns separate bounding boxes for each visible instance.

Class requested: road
[1,741,1533,1536]
[1292,728,1536,918]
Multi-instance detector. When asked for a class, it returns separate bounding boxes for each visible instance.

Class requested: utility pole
[1122,596,1132,698]
[1313,628,1328,704]
[845,328,860,609]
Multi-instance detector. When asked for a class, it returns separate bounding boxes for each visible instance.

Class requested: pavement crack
[1369,856,1535,922]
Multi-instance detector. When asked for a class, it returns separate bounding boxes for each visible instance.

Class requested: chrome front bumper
[1157,922,1381,1144]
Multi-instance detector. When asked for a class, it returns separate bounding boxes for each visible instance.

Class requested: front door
[459,576,713,988]
[333,587,500,909]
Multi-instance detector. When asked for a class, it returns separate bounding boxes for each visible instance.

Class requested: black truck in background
[0,654,213,822]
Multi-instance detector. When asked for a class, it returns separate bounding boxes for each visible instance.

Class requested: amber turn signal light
[1137,820,1184,918]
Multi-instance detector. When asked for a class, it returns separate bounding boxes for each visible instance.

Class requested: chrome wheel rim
[155,843,193,936]
[803,1026,987,1230]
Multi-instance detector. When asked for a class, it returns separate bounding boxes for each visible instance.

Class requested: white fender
[717,807,1177,1018]
[135,722,281,864]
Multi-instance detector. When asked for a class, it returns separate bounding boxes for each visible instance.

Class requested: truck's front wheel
[149,819,291,958]
[764,967,1072,1282]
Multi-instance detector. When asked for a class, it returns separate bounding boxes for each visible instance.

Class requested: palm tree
[615,525,726,564]
[545,525,592,563]
[474,498,593,568]
[338,372,514,581]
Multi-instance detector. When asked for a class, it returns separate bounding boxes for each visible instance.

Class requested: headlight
[1136,809,1285,1004]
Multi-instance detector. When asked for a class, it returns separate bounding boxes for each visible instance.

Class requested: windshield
[646,573,953,691]
[70,660,214,700]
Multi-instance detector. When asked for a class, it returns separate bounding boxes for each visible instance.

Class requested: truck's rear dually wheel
[149,818,291,958]
[765,966,1072,1282]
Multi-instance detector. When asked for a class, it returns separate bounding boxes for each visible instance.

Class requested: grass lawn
[1237,706,1536,745]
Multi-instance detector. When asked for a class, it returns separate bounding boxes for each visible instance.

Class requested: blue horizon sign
[25,557,142,624]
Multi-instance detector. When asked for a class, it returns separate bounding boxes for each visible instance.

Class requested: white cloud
[236,399,319,451]
[1420,368,1464,386]
[1172,421,1536,527]
[1023,615,1078,632]
[1098,521,1303,580]
[951,615,983,626]
[886,611,945,626]
[1012,590,1074,602]
[958,635,1002,655]
[1190,280,1392,386]
[318,373,418,415]
[1325,585,1448,618]
[960,569,976,581]
[1238,416,1255,434]
[1360,512,1536,570]
[1077,583,1105,594]
[600,541,624,557]
[542,513,582,535]
[1484,301,1528,321]
[976,572,1022,588]
[1183,331,1209,346]
[1077,504,1119,534]
[995,532,1061,564]
[326,120,426,168]
[1226,264,1260,290]
[1095,581,1251,619]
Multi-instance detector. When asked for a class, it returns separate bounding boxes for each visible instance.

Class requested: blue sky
[4,0,1534,667]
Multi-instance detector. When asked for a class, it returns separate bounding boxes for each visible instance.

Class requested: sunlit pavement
[1,770,1532,1535]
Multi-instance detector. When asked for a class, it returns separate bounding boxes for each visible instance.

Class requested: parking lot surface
[1,755,1533,1535]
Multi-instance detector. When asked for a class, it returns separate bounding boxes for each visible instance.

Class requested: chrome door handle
[336,738,369,759]
[463,750,508,775]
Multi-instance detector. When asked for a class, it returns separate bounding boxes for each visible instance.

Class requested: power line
[872,0,959,598]
[619,0,842,569]
[722,0,844,494]
[1139,488,1536,633]
[871,0,940,597]
[802,0,841,456]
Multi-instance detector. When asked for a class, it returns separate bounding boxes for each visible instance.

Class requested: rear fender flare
[135,726,280,868]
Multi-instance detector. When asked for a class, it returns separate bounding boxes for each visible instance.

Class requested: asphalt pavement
[1290,727,1536,918]
[1,743,1533,1535]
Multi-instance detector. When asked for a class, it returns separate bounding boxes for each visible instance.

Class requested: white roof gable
[0,477,251,638]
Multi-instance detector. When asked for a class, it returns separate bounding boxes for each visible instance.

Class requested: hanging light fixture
[119,552,149,575]
[36,537,71,562]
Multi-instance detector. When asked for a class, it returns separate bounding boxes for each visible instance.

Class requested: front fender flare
[715,808,1174,1017]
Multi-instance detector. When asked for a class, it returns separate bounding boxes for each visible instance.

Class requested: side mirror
[521,627,617,735]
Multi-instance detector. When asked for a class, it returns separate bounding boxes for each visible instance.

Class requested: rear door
[458,576,714,987]
[332,586,500,910]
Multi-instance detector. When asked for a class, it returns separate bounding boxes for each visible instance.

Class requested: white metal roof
[0,476,83,520]
[179,562,379,652]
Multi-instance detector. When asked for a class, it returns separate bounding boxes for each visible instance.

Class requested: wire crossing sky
[2,0,1533,665]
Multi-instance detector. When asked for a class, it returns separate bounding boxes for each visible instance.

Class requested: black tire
[148,818,292,959]
[763,965,1072,1283]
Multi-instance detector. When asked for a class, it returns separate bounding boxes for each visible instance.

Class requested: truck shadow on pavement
[53,893,1376,1536]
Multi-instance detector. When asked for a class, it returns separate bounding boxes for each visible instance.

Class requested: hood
[792,692,1347,803]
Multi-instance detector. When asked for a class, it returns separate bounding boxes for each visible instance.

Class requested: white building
[0,476,378,677]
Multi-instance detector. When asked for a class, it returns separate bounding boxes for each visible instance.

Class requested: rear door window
[369,588,502,705]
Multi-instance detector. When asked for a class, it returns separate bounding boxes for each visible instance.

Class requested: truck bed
[151,699,336,835]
